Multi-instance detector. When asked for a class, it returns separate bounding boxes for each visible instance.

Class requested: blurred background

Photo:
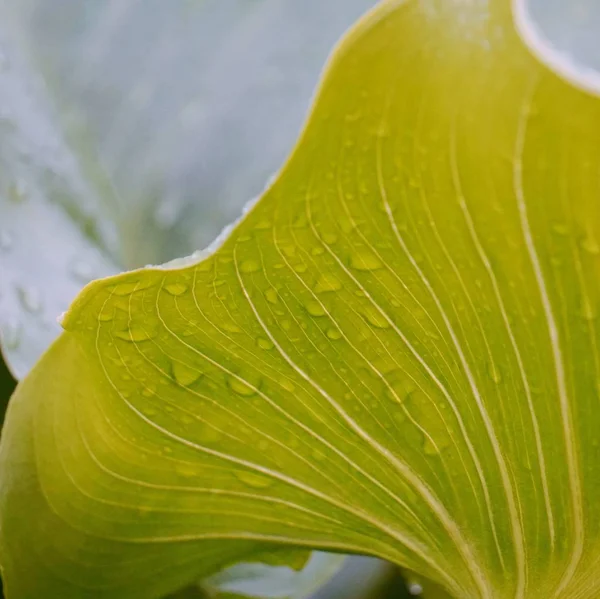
[0,1,420,598]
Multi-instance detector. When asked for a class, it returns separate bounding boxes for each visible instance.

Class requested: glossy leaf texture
[2,0,600,598]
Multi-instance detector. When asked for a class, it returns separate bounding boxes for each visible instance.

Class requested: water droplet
[339,218,356,234]
[222,322,241,333]
[312,449,326,462]
[293,262,308,273]
[326,328,341,340]
[8,181,26,203]
[311,247,325,256]
[322,233,338,245]
[69,259,95,283]
[385,379,415,403]
[227,375,259,397]
[279,378,295,392]
[314,274,342,293]
[16,285,42,313]
[2,317,21,349]
[176,463,199,479]
[362,305,389,328]
[154,194,183,230]
[350,250,382,271]
[281,320,291,331]
[240,260,260,273]
[487,362,502,384]
[0,229,13,251]
[552,223,568,236]
[172,361,202,386]
[423,437,439,456]
[305,300,326,317]
[164,282,188,296]
[98,310,115,322]
[115,326,156,342]
[581,236,600,255]
[254,220,271,230]
[179,413,194,426]
[582,299,596,321]
[112,282,139,296]
[236,470,273,489]
[407,582,423,596]
[264,287,279,304]
[257,337,274,350]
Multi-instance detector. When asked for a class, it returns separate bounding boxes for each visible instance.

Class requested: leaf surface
[2,0,600,598]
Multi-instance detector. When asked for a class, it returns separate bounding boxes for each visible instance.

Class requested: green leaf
[1,1,381,596]
[2,0,600,598]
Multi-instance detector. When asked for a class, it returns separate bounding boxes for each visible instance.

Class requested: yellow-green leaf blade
[2,0,600,598]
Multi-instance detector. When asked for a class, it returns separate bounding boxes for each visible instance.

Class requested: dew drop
[552,223,568,236]
[8,181,27,203]
[322,233,338,245]
[311,449,326,462]
[227,375,258,397]
[385,379,415,403]
[423,437,439,456]
[314,274,342,293]
[0,229,13,251]
[305,300,326,317]
[582,299,596,321]
[487,362,502,384]
[240,260,260,273]
[311,247,325,256]
[16,284,42,313]
[350,250,382,271]
[172,361,202,386]
[69,259,95,283]
[254,220,271,230]
[197,424,223,444]
[326,328,342,340]
[179,413,195,426]
[113,282,139,296]
[176,463,198,479]
[362,305,389,329]
[222,322,241,333]
[164,282,188,296]
[293,262,307,273]
[264,287,279,304]
[2,317,21,349]
[581,236,600,255]
[236,470,273,489]
[98,310,115,322]
[115,326,156,342]
[257,337,274,350]
[408,582,423,596]
[279,378,295,392]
